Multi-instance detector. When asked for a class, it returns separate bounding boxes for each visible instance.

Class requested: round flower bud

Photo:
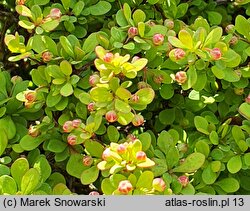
[126,134,137,142]
[118,180,133,195]
[152,33,164,46]
[24,91,37,103]
[63,121,74,133]
[136,151,146,161]
[102,148,112,161]
[132,114,144,126]
[153,75,164,84]
[16,0,26,5]
[131,56,140,63]
[67,135,77,145]
[175,71,187,84]
[50,8,62,19]
[128,27,138,38]
[178,175,189,187]
[72,119,82,128]
[11,76,23,84]
[83,155,93,166]
[103,52,114,63]
[177,143,188,153]
[164,19,174,29]
[89,191,100,195]
[89,74,100,86]
[117,144,126,154]
[28,125,40,137]
[245,94,250,104]
[42,51,53,62]
[229,36,238,46]
[138,81,148,89]
[171,48,186,60]
[105,110,118,123]
[87,102,95,112]
[153,178,166,192]
[225,24,235,34]
[210,48,222,60]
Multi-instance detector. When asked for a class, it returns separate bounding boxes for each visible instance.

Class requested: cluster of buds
[118,180,133,195]
[152,178,166,192]
[132,114,144,126]
[164,19,174,29]
[128,27,138,38]
[105,110,118,123]
[49,8,62,20]
[16,0,26,5]
[62,119,84,145]
[169,48,186,62]
[97,139,155,173]
[28,125,40,137]
[18,90,37,108]
[209,48,222,60]
[42,51,53,62]
[82,155,93,166]
[89,74,100,86]
[175,71,187,84]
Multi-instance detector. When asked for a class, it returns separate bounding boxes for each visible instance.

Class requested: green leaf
[66,154,88,178]
[182,66,197,90]
[227,155,242,174]
[0,164,10,176]
[11,158,29,190]
[33,156,51,182]
[89,1,111,16]
[135,88,155,105]
[207,11,222,25]
[215,178,240,193]
[195,140,210,157]
[20,135,45,151]
[19,20,35,30]
[40,20,59,32]
[115,87,131,100]
[107,125,120,142]
[0,131,8,157]
[132,9,146,25]
[85,140,104,158]
[159,109,175,125]
[60,60,72,76]
[239,103,250,120]
[202,164,217,185]
[32,35,46,53]
[59,36,75,58]
[138,132,151,151]
[16,5,32,17]
[168,36,186,48]
[0,116,16,139]
[123,3,132,23]
[34,0,50,5]
[72,1,85,16]
[244,153,250,166]
[47,139,67,153]
[173,152,205,173]
[80,166,99,185]
[60,83,73,97]
[61,0,71,10]
[90,87,113,102]
[136,171,154,189]
[115,99,131,113]
[176,3,188,18]
[223,50,241,68]
[209,131,219,145]
[0,175,17,194]
[117,112,134,125]
[178,30,193,49]
[204,27,223,46]
[194,116,209,135]
[21,168,40,194]
[235,15,250,40]
[101,178,116,195]
[53,183,71,195]
[160,84,174,100]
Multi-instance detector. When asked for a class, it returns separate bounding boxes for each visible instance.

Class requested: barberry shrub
[0,0,250,195]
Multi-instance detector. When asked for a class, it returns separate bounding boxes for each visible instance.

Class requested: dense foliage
[0,0,250,195]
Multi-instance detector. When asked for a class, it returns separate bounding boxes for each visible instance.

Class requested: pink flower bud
[126,134,137,142]
[117,144,126,154]
[89,74,100,86]
[25,91,36,103]
[103,52,114,63]
[67,135,77,145]
[225,24,235,34]
[153,33,164,46]
[132,114,144,126]
[89,191,100,195]
[229,36,238,45]
[173,48,186,60]
[11,76,23,84]
[118,180,133,194]
[210,48,222,60]
[178,175,189,187]
[137,82,148,89]
[87,102,95,112]
[63,121,74,133]
[102,148,111,160]
[136,151,146,161]
[131,94,139,102]
[245,94,250,103]
[28,125,40,137]
[83,155,93,166]
[153,178,166,192]
[50,8,62,19]
[72,119,82,128]
[42,51,53,62]
[128,27,138,38]
[164,19,174,29]
[175,71,187,84]
[16,0,26,5]
[105,110,118,123]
